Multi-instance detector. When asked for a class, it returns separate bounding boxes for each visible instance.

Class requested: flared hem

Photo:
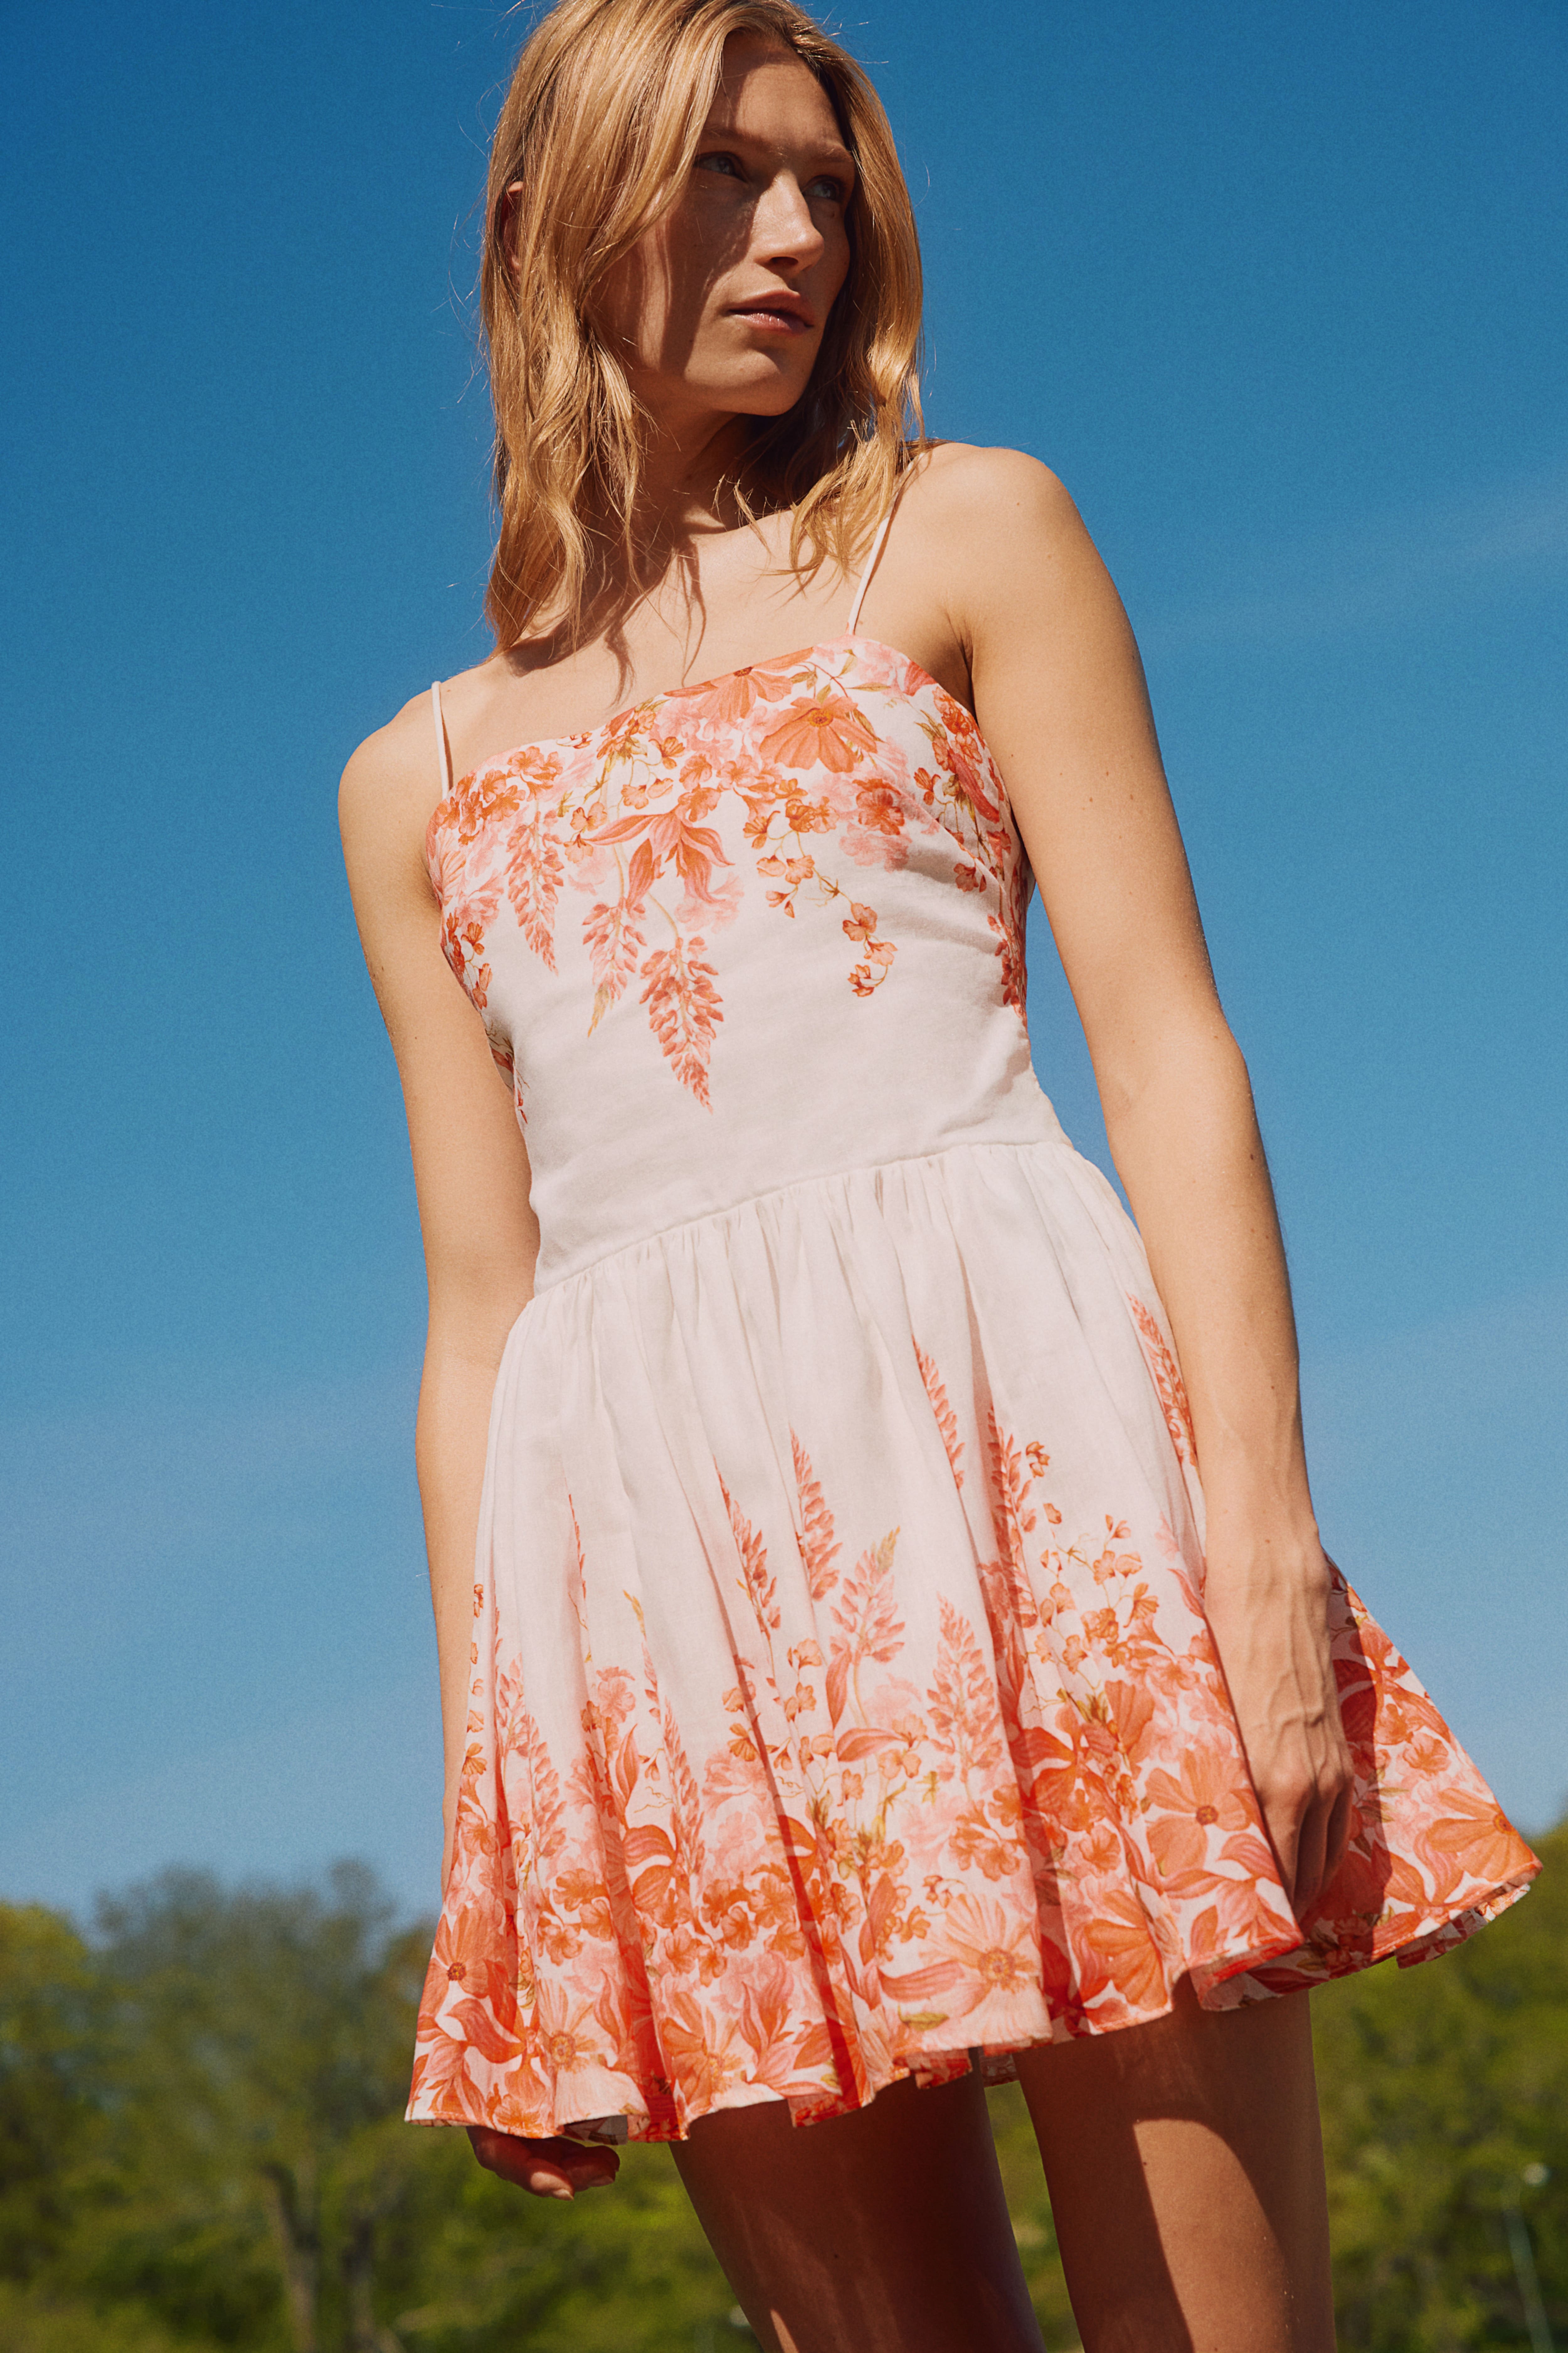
[406,1863,1539,2147]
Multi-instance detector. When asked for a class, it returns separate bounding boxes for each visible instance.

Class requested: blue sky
[3,0,1564,1920]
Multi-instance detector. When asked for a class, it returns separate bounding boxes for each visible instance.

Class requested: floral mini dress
[407,504,1537,2146]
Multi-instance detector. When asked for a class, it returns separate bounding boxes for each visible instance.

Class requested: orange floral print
[410,1348,1538,2146]
[1128,1294,1199,1467]
[759,685,879,774]
[791,1434,842,1599]
[426,637,1030,1106]
[639,936,722,1109]
[915,1345,965,1488]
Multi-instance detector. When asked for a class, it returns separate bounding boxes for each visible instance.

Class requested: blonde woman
[339,3,1536,2345]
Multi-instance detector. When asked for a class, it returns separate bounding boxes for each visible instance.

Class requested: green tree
[69,1863,437,2350]
[0,1901,103,2287]
[1314,1822,1565,2351]
[0,1903,99,2283]
[386,2138,740,2353]
[8,1866,737,2353]
[1,1899,202,2349]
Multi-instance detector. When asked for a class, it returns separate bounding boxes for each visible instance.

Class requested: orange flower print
[1127,1295,1198,1468]
[582,889,646,1034]
[1420,1793,1528,1898]
[426,1897,516,2026]
[426,638,1038,1107]
[1143,1745,1258,1883]
[640,937,722,1107]
[915,1344,965,1488]
[760,687,878,774]
[842,900,896,995]
[791,1434,842,1599]
[854,778,906,836]
[412,1376,1536,2147]
[931,1892,1041,2039]
[927,1597,1006,1784]
[696,661,796,727]
[526,1980,616,2115]
[922,706,1001,827]
[501,798,566,971]
[412,650,1537,2147]
[1079,1893,1172,2016]
[986,909,1027,1020]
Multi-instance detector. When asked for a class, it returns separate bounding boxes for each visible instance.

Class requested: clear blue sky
[3,0,1564,1920]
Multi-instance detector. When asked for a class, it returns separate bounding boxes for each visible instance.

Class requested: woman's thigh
[1015,1983,1335,2353]
[670,2067,1045,2353]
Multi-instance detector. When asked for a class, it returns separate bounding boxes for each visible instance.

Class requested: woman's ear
[499,181,526,283]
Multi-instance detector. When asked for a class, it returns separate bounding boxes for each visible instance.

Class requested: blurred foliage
[0,1829,1558,2351]
[1312,1824,1566,2351]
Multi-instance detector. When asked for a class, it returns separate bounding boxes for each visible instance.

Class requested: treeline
[1,1831,1561,2352]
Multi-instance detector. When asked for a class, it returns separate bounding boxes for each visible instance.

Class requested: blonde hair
[480,0,924,648]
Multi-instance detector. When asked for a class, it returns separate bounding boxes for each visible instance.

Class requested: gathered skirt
[407,1137,1538,2144]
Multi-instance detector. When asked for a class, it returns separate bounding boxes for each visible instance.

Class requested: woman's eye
[695,151,745,180]
[808,176,848,205]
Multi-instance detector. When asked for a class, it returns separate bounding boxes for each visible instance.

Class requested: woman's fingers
[1263,1757,1356,1917]
[1324,1778,1355,1886]
[467,2125,621,2198]
[1288,1791,1330,1915]
[1259,1787,1301,1911]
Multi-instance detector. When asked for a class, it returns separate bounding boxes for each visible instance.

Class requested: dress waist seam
[531,1130,1073,1298]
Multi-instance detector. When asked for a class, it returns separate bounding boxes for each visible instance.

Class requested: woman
[339,3,1537,2345]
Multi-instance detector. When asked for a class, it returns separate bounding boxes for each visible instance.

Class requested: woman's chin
[684,363,815,421]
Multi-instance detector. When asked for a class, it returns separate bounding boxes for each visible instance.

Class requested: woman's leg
[1015,1982,1335,2353]
[670,2067,1045,2353]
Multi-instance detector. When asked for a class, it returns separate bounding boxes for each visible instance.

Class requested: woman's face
[598,34,855,434]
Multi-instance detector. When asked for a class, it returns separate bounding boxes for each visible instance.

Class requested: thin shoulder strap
[844,461,917,635]
[429,680,453,796]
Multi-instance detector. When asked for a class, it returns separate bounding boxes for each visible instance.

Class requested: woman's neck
[531,407,773,657]
[625,406,758,551]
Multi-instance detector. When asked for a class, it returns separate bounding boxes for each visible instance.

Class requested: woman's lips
[727,301,813,334]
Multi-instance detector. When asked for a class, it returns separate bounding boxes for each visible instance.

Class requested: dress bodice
[426,632,1063,1287]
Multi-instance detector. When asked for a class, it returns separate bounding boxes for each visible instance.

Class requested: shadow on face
[596,32,855,434]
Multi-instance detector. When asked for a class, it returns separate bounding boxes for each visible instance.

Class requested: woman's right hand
[468,2125,621,2198]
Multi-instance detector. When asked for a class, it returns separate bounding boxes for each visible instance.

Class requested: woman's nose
[752,171,825,270]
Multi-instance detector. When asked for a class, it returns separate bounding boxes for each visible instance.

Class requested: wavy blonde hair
[480,0,924,648]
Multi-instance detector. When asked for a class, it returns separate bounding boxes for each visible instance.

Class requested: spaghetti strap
[430,681,453,797]
[851,456,926,635]
[844,498,900,636]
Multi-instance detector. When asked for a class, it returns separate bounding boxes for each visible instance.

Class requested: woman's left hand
[468,2125,620,2199]
[1201,1529,1356,1916]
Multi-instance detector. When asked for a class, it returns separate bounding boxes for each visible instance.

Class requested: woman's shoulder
[901,440,1082,535]
[893,442,1106,630]
[338,698,440,911]
[337,656,498,860]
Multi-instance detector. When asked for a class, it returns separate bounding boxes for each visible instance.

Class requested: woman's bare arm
[919,446,1353,1912]
[339,704,539,1884]
[341,707,620,2199]
[340,705,620,2201]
